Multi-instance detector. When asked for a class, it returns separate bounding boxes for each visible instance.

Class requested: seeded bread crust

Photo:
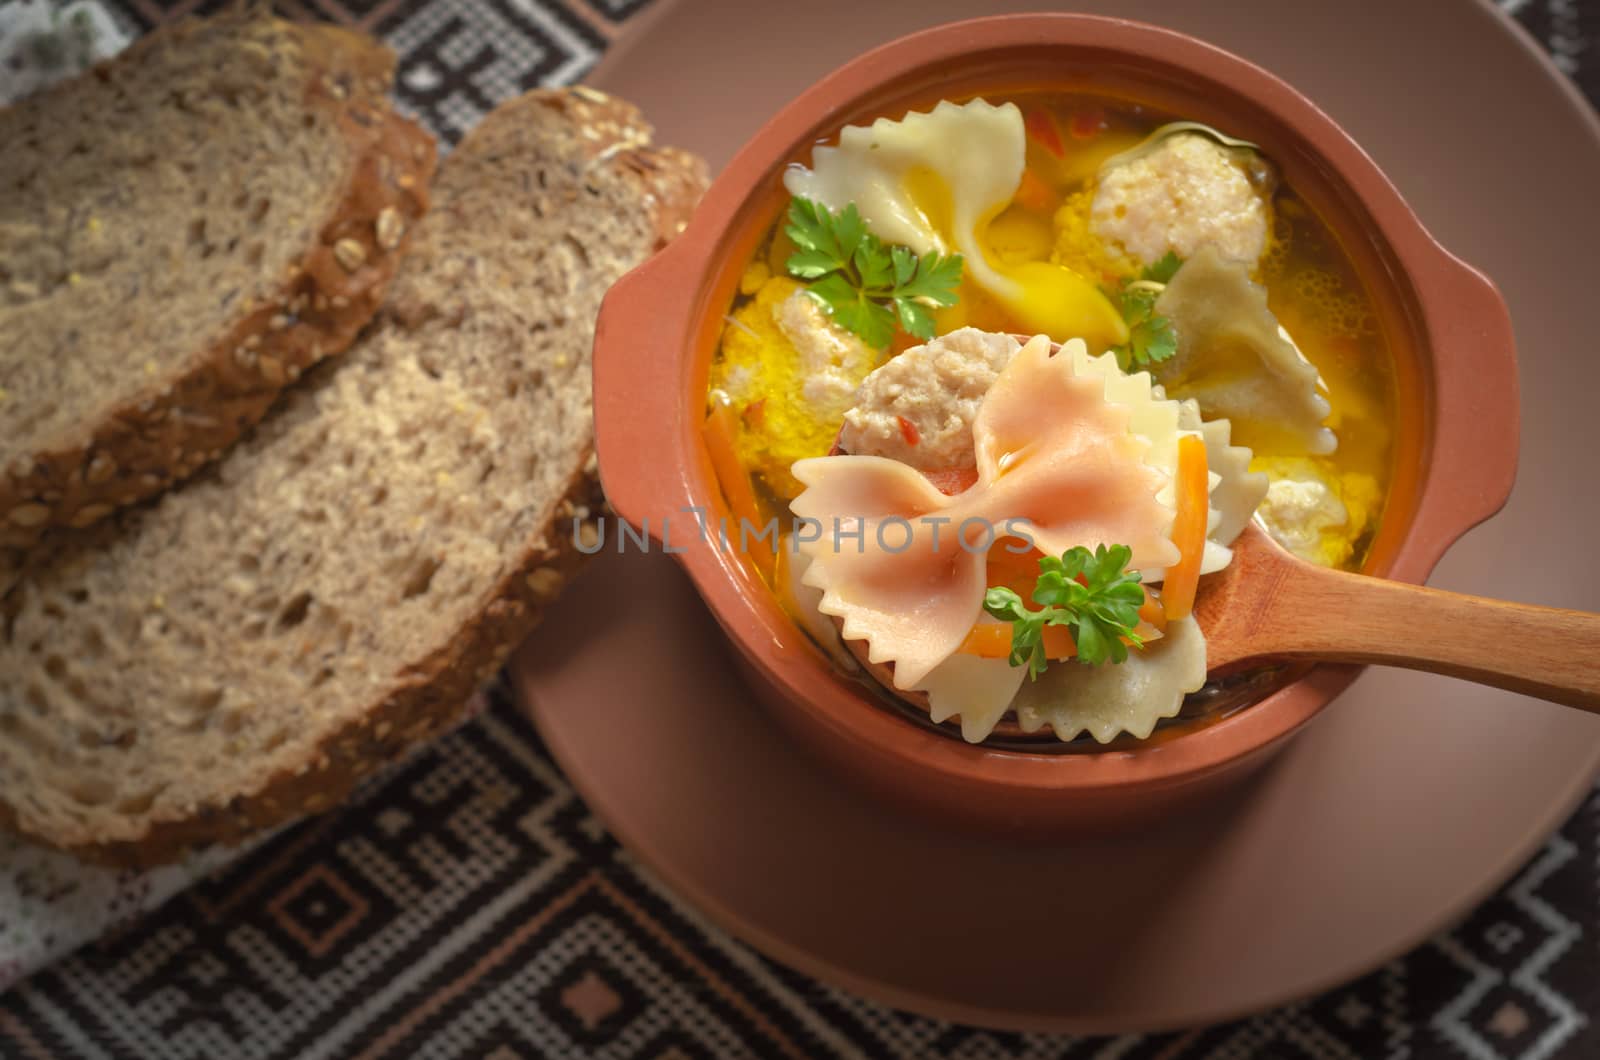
[0,468,609,867]
[0,13,436,553]
[0,87,707,867]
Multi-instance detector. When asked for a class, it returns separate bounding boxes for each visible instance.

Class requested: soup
[701,90,1398,745]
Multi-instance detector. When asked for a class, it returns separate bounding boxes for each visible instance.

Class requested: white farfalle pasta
[783,100,1127,348]
[1012,615,1208,743]
[783,98,1024,310]
[917,646,1027,745]
[1153,246,1336,456]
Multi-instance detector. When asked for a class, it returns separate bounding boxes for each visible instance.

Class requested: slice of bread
[0,11,435,553]
[0,87,708,865]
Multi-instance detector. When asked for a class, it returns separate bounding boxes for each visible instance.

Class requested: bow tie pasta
[783,99,1128,350]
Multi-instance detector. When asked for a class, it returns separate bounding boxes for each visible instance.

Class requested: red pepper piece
[741,398,767,430]
[922,467,979,496]
[1069,105,1106,140]
[1025,108,1065,158]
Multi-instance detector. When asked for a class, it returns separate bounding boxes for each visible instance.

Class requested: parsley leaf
[1140,250,1184,285]
[784,197,963,349]
[1114,287,1178,370]
[1106,252,1183,373]
[981,544,1147,678]
[806,274,886,348]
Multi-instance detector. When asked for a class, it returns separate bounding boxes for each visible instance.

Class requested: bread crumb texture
[0,11,435,548]
[0,87,707,863]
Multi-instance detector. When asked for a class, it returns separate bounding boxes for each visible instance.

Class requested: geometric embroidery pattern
[5,688,1599,1059]
[379,0,605,143]
[1497,0,1600,104]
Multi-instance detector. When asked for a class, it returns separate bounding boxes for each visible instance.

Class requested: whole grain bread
[0,11,435,555]
[0,87,708,866]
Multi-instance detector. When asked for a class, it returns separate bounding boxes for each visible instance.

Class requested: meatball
[840,328,1020,469]
[709,275,878,496]
[1090,133,1269,267]
[1254,456,1380,568]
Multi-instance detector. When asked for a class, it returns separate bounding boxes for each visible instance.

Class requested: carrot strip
[888,329,922,357]
[1139,589,1169,635]
[985,543,1044,595]
[702,401,774,579]
[1040,625,1078,660]
[961,549,1176,663]
[957,623,1080,660]
[1132,621,1165,645]
[1014,167,1057,214]
[960,624,1013,659]
[958,620,1164,661]
[1162,434,1210,620]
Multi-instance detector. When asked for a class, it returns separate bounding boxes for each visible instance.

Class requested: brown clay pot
[590,13,1519,835]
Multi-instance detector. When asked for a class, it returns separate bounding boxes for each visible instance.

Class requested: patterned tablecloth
[0,0,1597,1057]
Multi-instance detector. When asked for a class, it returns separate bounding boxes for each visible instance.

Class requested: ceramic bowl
[590,13,1518,833]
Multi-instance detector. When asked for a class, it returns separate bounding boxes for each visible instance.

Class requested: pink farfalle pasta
[791,336,1177,690]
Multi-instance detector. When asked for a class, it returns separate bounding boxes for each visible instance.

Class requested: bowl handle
[592,239,701,539]
[1411,248,1522,560]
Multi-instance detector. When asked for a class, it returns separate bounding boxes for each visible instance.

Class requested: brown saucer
[512,0,1600,1032]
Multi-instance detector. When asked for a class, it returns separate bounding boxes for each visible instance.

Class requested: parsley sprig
[982,544,1147,678]
[1106,251,1183,373]
[784,197,964,349]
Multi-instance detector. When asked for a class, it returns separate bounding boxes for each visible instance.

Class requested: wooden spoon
[1194,523,1600,711]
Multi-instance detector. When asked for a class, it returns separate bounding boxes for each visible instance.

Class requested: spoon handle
[1256,565,1600,711]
